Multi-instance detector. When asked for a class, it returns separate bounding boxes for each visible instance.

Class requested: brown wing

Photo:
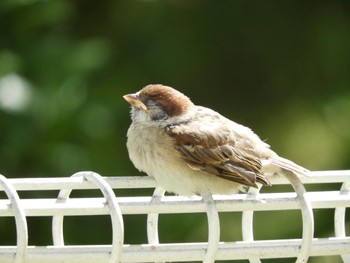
[165,111,270,188]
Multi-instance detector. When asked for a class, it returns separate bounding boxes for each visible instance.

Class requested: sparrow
[124,84,307,196]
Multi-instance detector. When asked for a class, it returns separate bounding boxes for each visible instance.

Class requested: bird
[123,84,307,196]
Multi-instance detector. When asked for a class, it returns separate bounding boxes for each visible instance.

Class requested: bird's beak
[123,93,148,111]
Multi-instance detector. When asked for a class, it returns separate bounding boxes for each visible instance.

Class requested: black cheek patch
[150,110,168,121]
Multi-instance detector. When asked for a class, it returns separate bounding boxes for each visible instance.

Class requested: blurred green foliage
[0,1,350,262]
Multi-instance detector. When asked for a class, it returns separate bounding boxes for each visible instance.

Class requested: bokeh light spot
[0,74,31,112]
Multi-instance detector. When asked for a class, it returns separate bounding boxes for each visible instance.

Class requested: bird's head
[123,84,193,125]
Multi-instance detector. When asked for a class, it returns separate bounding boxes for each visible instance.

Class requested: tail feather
[269,156,309,177]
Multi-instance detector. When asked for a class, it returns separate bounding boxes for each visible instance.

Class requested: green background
[0,1,350,262]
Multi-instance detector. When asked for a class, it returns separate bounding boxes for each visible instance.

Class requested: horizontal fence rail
[0,170,349,263]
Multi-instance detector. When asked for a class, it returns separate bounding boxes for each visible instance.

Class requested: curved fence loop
[0,174,28,263]
[202,192,220,263]
[51,172,124,263]
[147,187,166,245]
[147,187,166,263]
[51,174,85,246]
[284,171,314,263]
[335,182,350,263]
[241,186,261,263]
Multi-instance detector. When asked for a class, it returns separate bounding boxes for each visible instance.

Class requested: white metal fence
[0,170,350,263]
